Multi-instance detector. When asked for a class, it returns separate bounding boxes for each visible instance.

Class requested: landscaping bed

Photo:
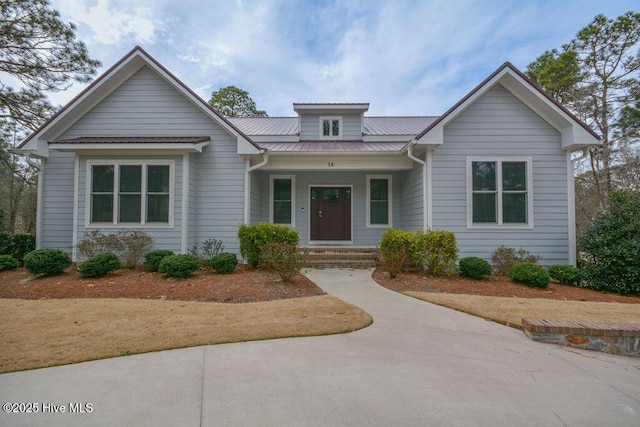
[0,265,325,303]
[373,267,640,304]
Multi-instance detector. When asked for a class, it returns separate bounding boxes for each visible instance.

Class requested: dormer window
[320,116,342,139]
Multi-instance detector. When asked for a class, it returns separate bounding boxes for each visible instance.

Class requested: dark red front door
[310,187,351,241]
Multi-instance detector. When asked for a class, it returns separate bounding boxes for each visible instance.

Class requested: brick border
[522,318,640,358]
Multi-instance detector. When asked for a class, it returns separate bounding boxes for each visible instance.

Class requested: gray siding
[399,157,424,230]
[299,114,362,141]
[251,171,268,223]
[431,83,569,265]
[39,150,75,253]
[258,171,399,246]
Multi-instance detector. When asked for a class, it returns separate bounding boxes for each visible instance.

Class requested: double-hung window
[89,160,173,226]
[270,175,295,226]
[367,175,392,227]
[319,116,342,139]
[467,157,532,228]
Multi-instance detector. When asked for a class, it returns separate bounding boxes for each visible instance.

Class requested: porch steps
[301,246,379,269]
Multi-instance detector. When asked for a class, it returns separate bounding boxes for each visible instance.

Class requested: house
[15,46,600,266]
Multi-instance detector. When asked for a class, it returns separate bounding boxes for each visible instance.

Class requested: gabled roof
[415,62,600,151]
[16,46,260,157]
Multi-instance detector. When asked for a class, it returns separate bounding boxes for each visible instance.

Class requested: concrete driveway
[1,268,639,426]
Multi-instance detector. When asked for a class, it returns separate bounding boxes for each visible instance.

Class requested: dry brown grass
[405,292,640,329]
[0,296,372,373]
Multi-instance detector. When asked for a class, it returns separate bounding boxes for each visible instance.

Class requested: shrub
[260,242,304,282]
[0,255,20,271]
[23,248,72,275]
[189,239,224,262]
[238,223,299,268]
[0,231,13,256]
[144,250,175,272]
[548,265,582,286]
[210,252,238,274]
[459,257,492,279]
[78,253,122,278]
[491,246,542,275]
[378,229,414,278]
[158,254,200,278]
[579,190,640,296]
[508,263,550,288]
[76,229,154,268]
[410,230,458,275]
[12,234,36,265]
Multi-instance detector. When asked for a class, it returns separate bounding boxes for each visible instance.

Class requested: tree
[0,0,100,232]
[208,86,268,117]
[526,12,640,210]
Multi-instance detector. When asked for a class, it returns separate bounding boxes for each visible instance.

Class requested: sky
[48,0,638,117]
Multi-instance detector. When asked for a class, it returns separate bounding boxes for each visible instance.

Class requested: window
[367,175,392,227]
[467,157,532,227]
[89,160,173,226]
[320,116,342,139]
[270,175,295,225]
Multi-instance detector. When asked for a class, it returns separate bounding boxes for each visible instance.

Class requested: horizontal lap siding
[53,65,245,256]
[399,158,424,230]
[251,171,267,223]
[432,84,569,265]
[39,150,75,253]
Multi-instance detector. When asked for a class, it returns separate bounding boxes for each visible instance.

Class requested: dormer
[293,103,369,141]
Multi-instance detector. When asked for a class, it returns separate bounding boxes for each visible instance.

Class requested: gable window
[467,157,532,228]
[89,160,173,226]
[320,116,342,139]
[270,175,295,226]
[367,175,392,227]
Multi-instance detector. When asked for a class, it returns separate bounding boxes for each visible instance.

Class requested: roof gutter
[406,140,431,230]
[244,149,269,225]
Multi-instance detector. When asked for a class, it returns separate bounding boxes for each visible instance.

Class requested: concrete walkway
[1,269,639,426]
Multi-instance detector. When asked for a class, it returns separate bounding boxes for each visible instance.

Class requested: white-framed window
[87,159,175,227]
[367,174,392,227]
[466,157,533,228]
[319,116,342,139]
[270,175,295,226]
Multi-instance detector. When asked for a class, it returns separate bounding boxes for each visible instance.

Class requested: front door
[310,187,351,241]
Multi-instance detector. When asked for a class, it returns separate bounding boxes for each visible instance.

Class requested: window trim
[85,159,175,229]
[366,174,392,228]
[319,116,342,140]
[269,175,295,226]
[466,157,533,229]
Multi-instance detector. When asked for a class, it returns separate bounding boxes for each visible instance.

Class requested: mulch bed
[372,267,640,304]
[0,265,325,303]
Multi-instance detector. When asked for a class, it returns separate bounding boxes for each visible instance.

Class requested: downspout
[406,140,429,231]
[243,150,269,225]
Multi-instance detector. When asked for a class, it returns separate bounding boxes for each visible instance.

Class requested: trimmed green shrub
[0,255,20,271]
[158,254,200,278]
[23,248,72,275]
[410,229,458,275]
[459,257,492,279]
[509,263,550,288]
[491,246,542,275]
[260,242,304,282]
[579,190,640,296]
[78,253,121,278]
[378,229,414,278]
[548,265,582,286]
[12,234,36,265]
[210,252,238,274]
[238,223,299,268]
[144,250,175,272]
[0,231,13,256]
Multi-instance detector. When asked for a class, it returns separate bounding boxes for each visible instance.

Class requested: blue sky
[50,0,638,116]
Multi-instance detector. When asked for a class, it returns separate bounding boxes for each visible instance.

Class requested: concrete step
[301,246,378,269]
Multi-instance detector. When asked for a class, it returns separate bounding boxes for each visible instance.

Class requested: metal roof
[228,116,438,137]
[259,141,406,152]
[54,136,211,143]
